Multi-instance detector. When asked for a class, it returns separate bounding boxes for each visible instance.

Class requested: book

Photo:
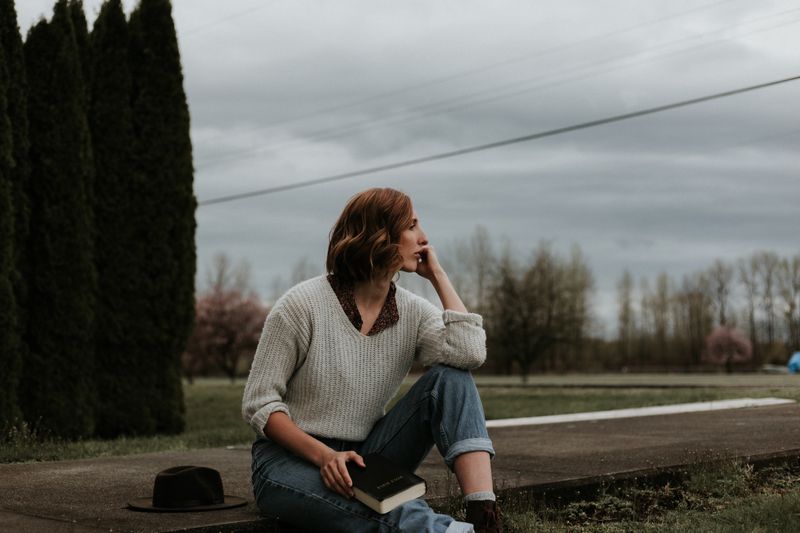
[346,454,427,514]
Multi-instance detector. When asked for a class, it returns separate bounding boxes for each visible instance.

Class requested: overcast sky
[16,0,800,332]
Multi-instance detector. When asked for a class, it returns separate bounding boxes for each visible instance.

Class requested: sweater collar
[326,274,399,336]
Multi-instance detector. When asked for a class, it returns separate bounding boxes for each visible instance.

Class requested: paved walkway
[1,402,799,532]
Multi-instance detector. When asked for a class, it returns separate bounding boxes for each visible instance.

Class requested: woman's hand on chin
[416,245,445,281]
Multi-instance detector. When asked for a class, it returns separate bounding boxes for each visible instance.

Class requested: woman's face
[397,209,428,272]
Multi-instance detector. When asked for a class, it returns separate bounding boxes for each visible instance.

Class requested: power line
[181,2,278,36]
[198,74,800,206]
[196,7,800,169]
[193,0,742,148]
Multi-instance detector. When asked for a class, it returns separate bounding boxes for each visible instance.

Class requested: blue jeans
[251,365,495,532]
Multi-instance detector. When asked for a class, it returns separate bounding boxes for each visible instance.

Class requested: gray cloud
[14,0,800,328]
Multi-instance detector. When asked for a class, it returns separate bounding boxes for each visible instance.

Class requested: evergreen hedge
[21,0,97,439]
[0,20,21,432]
[69,1,91,109]
[90,0,156,437]
[129,0,196,434]
[2,0,196,439]
[0,1,31,431]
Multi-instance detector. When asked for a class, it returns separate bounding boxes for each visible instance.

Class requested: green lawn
[0,379,252,463]
[477,386,800,420]
[2,374,798,463]
[491,460,800,533]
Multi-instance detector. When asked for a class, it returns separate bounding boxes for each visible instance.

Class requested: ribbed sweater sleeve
[415,296,487,369]
[242,298,308,437]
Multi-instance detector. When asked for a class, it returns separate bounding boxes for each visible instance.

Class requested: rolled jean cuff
[444,437,495,468]
[446,519,476,532]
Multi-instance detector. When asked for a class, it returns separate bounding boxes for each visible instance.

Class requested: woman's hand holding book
[319,450,366,498]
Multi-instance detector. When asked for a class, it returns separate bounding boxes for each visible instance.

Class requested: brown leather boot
[465,500,503,533]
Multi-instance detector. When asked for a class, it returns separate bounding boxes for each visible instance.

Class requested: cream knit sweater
[242,275,487,441]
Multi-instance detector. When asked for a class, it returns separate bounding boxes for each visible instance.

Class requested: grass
[0,379,253,463]
[2,375,798,464]
[477,459,800,532]
[477,386,800,420]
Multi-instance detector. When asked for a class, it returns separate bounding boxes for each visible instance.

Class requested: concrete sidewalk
[1,402,799,532]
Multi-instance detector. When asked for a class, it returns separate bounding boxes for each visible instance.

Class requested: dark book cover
[346,454,426,514]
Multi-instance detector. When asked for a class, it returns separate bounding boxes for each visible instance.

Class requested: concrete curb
[2,403,799,532]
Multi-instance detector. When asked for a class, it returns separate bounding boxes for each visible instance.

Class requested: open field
[2,373,798,463]
[400,372,800,419]
[470,373,800,388]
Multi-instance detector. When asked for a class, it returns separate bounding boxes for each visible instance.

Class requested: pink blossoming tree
[703,326,753,373]
[183,289,268,382]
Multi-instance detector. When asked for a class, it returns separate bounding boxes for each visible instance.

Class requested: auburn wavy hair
[326,188,414,282]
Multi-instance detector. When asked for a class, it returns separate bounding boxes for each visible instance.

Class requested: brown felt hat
[128,465,247,512]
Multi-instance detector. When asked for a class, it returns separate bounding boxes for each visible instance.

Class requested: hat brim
[127,495,247,512]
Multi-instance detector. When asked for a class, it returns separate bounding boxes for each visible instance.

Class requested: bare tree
[707,259,733,326]
[562,245,594,366]
[270,274,288,304]
[290,256,320,286]
[675,272,713,365]
[617,270,635,366]
[651,272,671,362]
[754,251,780,348]
[469,225,495,313]
[777,255,800,351]
[269,256,324,303]
[442,225,496,313]
[206,253,251,293]
[485,242,592,379]
[637,277,653,364]
[485,244,522,375]
[441,237,475,309]
[739,256,760,359]
[518,244,565,376]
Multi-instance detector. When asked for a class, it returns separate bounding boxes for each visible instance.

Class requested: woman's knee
[424,364,476,393]
[425,363,471,379]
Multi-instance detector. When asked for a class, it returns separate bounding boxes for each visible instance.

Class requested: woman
[243,188,502,532]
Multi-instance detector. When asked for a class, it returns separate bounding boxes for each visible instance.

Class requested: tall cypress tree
[69,1,92,134]
[22,1,96,439]
[68,1,95,223]
[90,0,155,437]
[129,0,195,434]
[0,20,21,433]
[0,1,31,425]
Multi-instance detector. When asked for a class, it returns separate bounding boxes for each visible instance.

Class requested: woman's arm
[243,296,364,498]
[265,412,365,498]
[242,306,302,435]
[414,245,487,369]
[416,245,467,312]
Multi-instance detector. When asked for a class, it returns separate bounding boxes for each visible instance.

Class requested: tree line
[415,228,798,375]
[0,0,195,440]
[188,235,798,381]
[617,252,800,370]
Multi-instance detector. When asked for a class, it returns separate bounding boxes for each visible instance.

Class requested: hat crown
[152,466,224,509]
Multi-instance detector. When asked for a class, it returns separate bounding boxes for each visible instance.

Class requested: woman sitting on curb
[243,187,503,532]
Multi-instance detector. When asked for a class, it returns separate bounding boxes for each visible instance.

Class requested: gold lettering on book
[376,476,403,490]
